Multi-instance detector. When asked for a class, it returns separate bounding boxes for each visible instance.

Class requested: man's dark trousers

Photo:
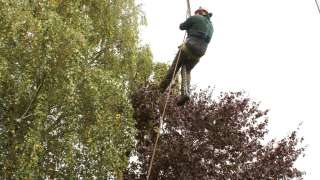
[159,37,207,100]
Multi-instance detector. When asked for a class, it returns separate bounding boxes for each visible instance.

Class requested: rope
[316,0,320,15]
[146,32,186,180]
[186,0,191,17]
[146,1,191,179]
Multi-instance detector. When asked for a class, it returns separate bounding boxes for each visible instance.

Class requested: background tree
[0,0,152,178]
[126,86,305,179]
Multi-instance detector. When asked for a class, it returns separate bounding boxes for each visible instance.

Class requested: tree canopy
[0,0,152,178]
[126,86,305,179]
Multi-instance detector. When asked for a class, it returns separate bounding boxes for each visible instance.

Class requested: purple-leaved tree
[125,84,305,180]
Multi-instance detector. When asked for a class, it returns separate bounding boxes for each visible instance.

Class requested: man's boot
[159,81,168,93]
[177,95,190,106]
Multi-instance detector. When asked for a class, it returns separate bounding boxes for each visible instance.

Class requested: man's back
[180,14,213,43]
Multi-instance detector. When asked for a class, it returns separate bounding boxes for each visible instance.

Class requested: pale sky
[139,0,320,179]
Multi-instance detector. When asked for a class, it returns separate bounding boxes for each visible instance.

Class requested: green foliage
[152,62,168,85]
[133,45,153,86]
[0,0,151,178]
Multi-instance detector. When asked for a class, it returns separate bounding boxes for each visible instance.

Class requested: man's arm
[179,16,193,30]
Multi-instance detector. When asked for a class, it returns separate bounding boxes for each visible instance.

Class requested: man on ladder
[159,7,214,106]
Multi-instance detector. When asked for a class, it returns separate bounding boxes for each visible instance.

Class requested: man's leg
[183,56,199,94]
[159,48,184,93]
[180,64,189,96]
[177,57,199,106]
[186,69,191,95]
[177,64,190,106]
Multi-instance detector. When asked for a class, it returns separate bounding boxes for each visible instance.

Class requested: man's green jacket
[180,14,213,44]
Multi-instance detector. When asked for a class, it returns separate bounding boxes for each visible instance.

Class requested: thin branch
[19,76,45,121]
[89,49,105,65]
[89,39,107,65]
[46,113,65,133]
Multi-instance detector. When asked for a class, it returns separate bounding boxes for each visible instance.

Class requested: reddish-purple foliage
[125,85,305,180]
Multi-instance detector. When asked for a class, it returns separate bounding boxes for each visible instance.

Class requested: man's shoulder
[190,15,203,19]
[189,15,210,22]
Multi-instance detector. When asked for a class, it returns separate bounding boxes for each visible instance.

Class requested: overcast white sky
[139,0,320,179]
